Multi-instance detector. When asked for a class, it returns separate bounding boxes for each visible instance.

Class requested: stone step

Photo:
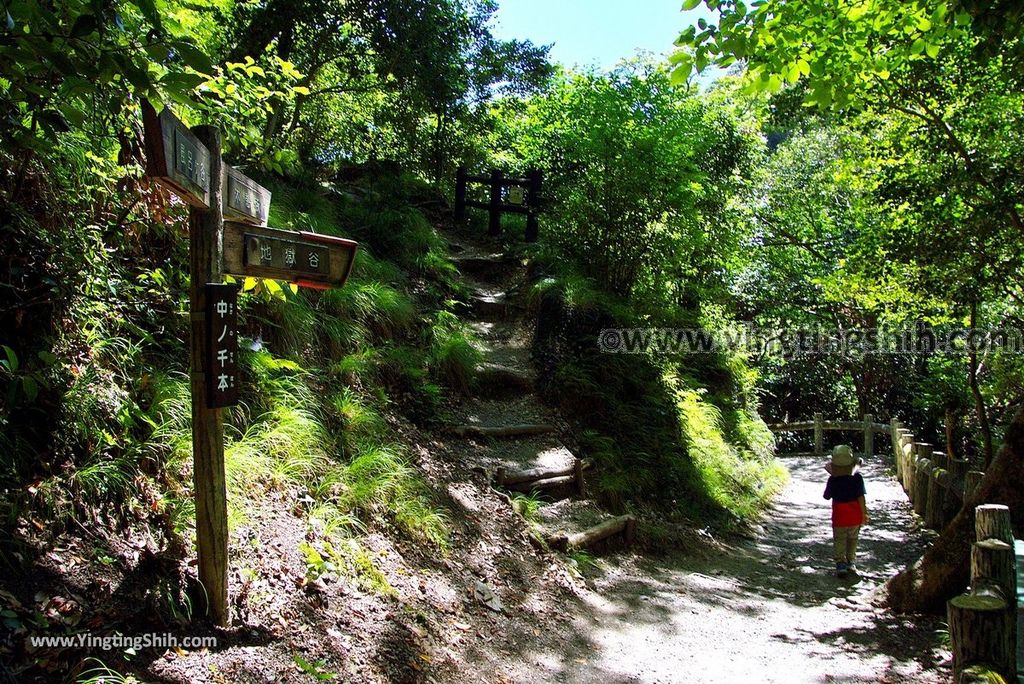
[474,362,534,396]
[453,254,519,280]
[470,291,509,320]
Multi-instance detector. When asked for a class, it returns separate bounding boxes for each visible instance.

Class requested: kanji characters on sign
[206,283,240,408]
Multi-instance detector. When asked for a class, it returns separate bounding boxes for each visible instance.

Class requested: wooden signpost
[141,100,212,209]
[223,222,357,290]
[142,100,358,626]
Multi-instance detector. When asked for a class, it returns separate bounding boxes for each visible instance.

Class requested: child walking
[823,444,869,577]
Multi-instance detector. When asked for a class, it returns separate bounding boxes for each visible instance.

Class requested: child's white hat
[831,444,863,468]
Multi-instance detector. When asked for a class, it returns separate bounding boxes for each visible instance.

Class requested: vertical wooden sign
[206,283,240,408]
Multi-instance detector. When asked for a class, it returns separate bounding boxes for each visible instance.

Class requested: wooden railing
[767,412,889,458]
[774,415,1023,681]
[947,503,1021,683]
[454,166,543,242]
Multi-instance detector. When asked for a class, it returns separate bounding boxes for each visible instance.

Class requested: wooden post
[900,433,914,493]
[972,540,1016,600]
[454,165,467,222]
[964,471,986,505]
[890,419,902,477]
[525,168,542,243]
[574,458,585,497]
[863,413,874,459]
[189,125,229,627]
[976,504,1013,545]
[488,169,503,237]
[905,440,918,500]
[949,586,1014,682]
[926,465,947,530]
[912,442,932,503]
[948,503,1018,682]
[913,457,932,516]
[813,412,823,458]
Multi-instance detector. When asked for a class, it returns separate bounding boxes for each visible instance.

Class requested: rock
[473,581,503,613]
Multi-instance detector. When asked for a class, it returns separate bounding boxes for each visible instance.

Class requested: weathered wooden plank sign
[205,283,240,408]
[223,222,357,290]
[223,165,271,225]
[141,100,211,208]
[507,185,525,205]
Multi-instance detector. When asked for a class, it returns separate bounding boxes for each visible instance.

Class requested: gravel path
[507,455,951,683]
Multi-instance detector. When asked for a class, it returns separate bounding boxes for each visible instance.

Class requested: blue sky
[488,0,717,71]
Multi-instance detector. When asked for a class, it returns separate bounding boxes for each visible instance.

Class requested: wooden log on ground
[975,504,1013,545]
[498,460,590,486]
[925,467,947,530]
[546,514,636,552]
[963,471,986,505]
[913,457,933,516]
[451,423,556,439]
[506,474,575,494]
[948,584,1014,682]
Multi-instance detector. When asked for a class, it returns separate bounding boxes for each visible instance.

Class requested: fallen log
[497,459,592,486]
[546,514,636,552]
[506,474,575,494]
[451,423,555,439]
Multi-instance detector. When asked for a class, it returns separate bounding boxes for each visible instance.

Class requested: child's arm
[859,495,869,525]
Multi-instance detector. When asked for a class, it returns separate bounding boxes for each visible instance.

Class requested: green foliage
[673,0,981,108]
[427,312,481,394]
[493,60,755,300]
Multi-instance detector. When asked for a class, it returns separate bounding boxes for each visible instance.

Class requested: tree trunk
[885,406,1024,614]
[968,300,995,466]
[946,406,958,461]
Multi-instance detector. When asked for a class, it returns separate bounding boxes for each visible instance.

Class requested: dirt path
[502,455,951,683]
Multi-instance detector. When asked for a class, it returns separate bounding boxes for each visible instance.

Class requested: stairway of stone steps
[445,232,636,553]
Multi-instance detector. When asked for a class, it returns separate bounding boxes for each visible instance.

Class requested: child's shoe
[847,564,859,576]
[835,562,849,577]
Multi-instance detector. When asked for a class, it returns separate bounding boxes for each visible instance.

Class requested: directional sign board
[223,222,358,290]
[223,165,271,225]
[141,100,211,208]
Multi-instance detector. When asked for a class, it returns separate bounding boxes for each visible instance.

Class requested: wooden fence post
[814,412,823,458]
[189,125,229,627]
[949,504,1016,682]
[454,165,467,222]
[926,457,947,530]
[525,168,542,243]
[964,471,986,505]
[913,454,932,516]
[863,413,874,459]
[890,418,902,476]
[488,169,503,237]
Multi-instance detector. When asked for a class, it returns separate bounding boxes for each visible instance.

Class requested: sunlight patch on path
[558,455,948,684]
